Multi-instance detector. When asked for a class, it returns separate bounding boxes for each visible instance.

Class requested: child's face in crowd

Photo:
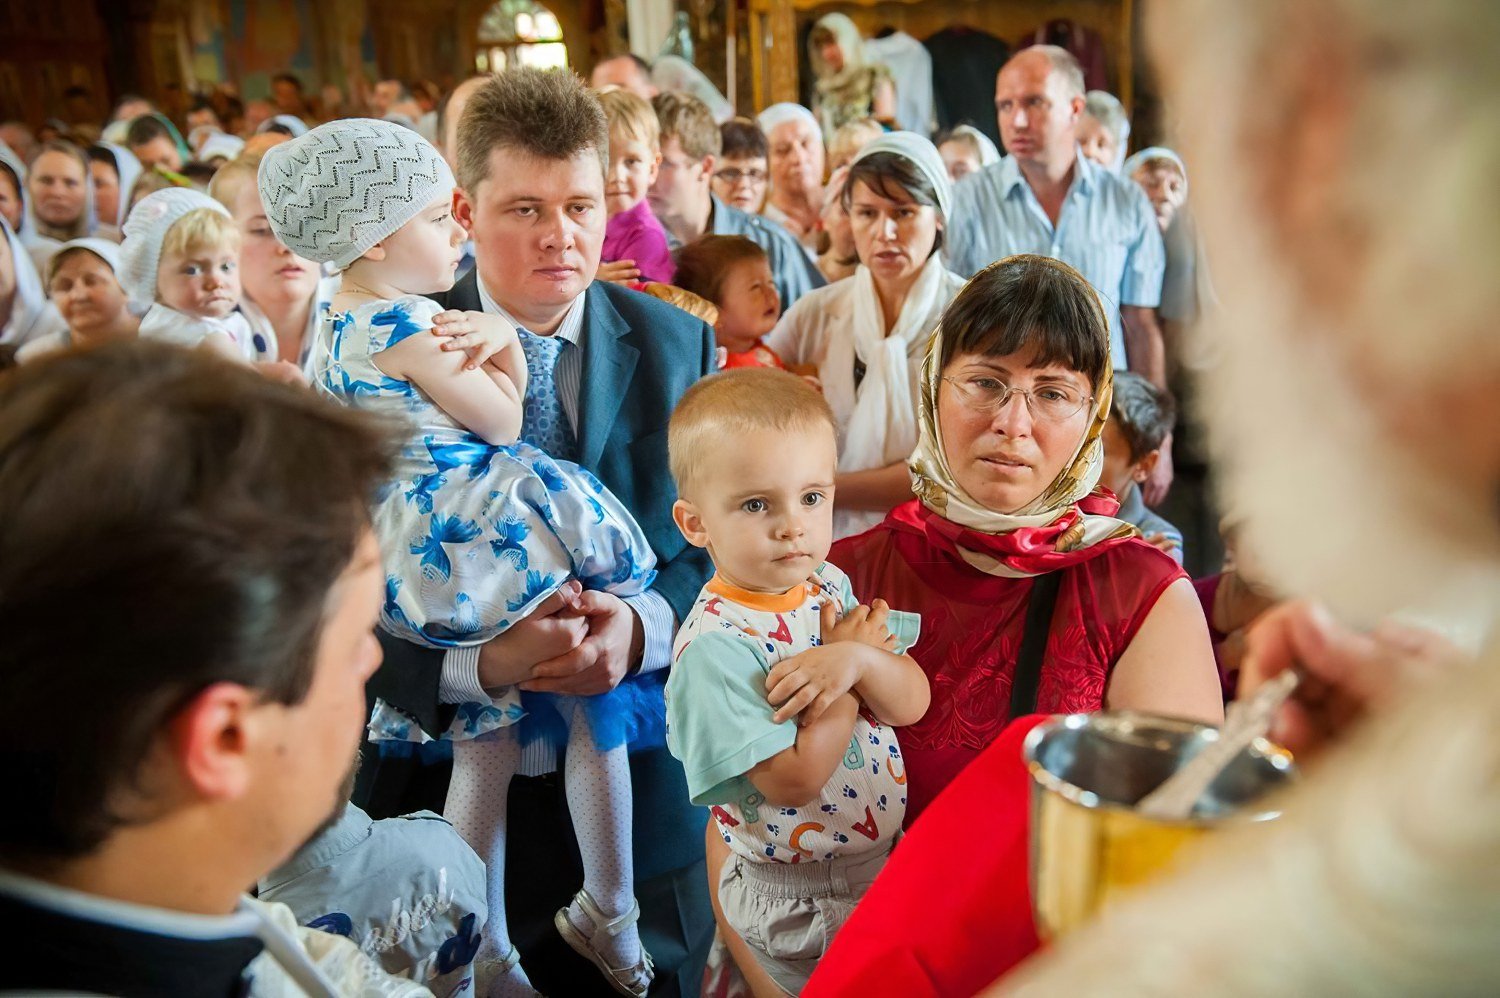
[714,257,780,354]
[605,130,659,217]
[1076,114,1119,168]
[157,241,241,319]
[29,150,88,228]
[938,140,982,183]
[372,194,466,294]
[49,251,132,343]
[1132,163,1187,231]
[90,160,121,226]
[711,155,769,213]
[675,422,838,594]
[1099,417,1157,497]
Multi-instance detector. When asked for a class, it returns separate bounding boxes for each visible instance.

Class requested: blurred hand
[1238,600,1460,757]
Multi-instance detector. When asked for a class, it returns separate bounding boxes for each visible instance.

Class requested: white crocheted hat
[118,188,232,306]
[256,118,455,271]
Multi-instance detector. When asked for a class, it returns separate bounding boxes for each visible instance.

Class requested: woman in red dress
[802,254,1222,996]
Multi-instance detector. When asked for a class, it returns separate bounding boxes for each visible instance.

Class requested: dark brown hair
[719,118,768,161]
[672,235,768,307]
[456,68,609,191]
[843,150,945,254]
[0,342,399,861]
[939,254,1111,390]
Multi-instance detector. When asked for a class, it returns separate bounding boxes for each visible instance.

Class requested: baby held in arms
[664,368,930,995]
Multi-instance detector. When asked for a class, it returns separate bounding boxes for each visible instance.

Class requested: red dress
[833,500,1186,822]
[806,501,1186,996]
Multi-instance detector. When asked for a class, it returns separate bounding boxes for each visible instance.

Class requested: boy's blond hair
[162,207,240,260]
[598,87,660,151]
[669,368,834,497]
[207,152,263,213]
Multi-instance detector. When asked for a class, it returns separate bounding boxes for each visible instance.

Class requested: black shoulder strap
[1009,570,1064,719]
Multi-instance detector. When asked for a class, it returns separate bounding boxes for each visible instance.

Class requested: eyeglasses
[714,168,767,185]
[941,375,1093,422]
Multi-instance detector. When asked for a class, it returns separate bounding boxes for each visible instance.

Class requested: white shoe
[554,889,655,998]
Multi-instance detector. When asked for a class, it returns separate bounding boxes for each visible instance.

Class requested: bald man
[946,46,1167,388]
[591,54,658,99]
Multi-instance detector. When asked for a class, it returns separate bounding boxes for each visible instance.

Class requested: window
[476,0,567,72]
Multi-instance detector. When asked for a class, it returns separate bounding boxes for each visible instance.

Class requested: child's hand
[766,639,865,726]
[1144,532,1181,556]
[596,260,641,285]
[431,310,517,370]
[822,597,898,652]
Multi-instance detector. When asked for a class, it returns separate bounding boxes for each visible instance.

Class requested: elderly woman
[809,1,1500,995]
[24,140,96,274]
[208,154,329,371]
[756,103,826,257]
[808,12,895,142]
[767,132,967,538]
[15,238,139,362]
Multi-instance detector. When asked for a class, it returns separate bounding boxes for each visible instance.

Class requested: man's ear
[698,154,716,181]
[1132,448,1161,484]
[168,682,258,803]
[453,186,476,236]
[673,497,710,549]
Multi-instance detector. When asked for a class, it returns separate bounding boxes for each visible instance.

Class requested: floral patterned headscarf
[905,255,1138,578]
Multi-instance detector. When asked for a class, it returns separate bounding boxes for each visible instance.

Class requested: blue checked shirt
[438,275,678,777]
[945,152,1165,369]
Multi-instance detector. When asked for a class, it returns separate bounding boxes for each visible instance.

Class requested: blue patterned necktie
[517,329,577,462]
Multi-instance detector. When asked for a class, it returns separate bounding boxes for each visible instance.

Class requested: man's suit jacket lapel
[442,268,483,311]
[576,284,639,470]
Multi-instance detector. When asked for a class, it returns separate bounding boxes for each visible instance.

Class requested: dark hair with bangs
[842,151,944,254]
[939,254,1110,389]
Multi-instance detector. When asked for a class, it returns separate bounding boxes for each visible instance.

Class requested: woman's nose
[991,390,1034,435]
[881,215,898,239]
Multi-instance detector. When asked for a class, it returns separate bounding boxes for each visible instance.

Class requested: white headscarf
[0,215,65,347]
[92,143,143,229]
[756,103,821,142]
[836,133,963,536]
[652,55,735,124]
[949,124,1001,167]
[199,132,246,164]
[1123,146,1189,190]
[259,115,309,138]
[0,140,30,238]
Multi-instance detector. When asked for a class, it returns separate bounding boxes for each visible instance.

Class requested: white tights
[446,700,641,994]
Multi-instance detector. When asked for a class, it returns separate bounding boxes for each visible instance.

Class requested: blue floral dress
[317,296,657,749]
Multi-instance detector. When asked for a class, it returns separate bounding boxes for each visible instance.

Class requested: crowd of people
[1,1,1496,995]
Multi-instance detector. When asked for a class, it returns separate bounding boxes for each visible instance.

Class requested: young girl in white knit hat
[120,188,259,363]
[259,118,657,998]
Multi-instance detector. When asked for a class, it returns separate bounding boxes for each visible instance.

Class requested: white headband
[849,131,953,221]
[756,102,820,140]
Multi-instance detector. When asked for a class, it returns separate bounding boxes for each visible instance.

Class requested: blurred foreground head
[1161,0,1500,623]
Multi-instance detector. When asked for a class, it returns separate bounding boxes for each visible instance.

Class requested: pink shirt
[602,198,676,284]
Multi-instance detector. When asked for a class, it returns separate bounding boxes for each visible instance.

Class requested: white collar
[0,868,262,940]
[474,271,587,346]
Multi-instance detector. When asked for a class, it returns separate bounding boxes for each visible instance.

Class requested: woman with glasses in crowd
[829,253,1223,825]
